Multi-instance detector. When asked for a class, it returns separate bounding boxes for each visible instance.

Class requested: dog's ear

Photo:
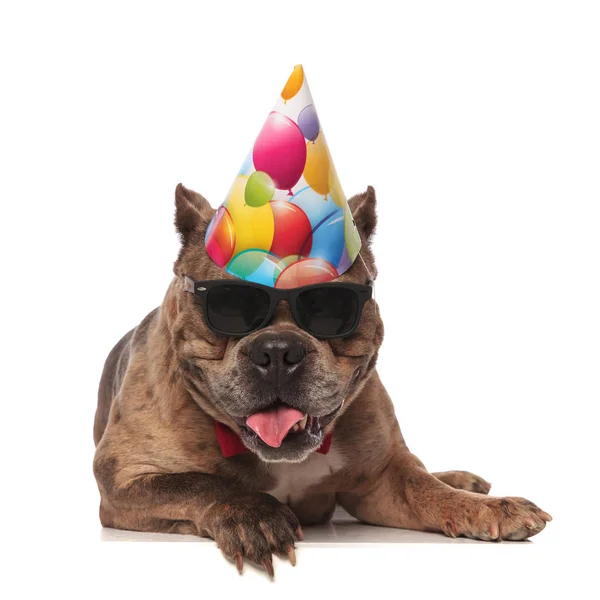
[174,183,215,246]
[348,186,377,243]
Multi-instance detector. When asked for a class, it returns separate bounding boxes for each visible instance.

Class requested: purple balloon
[253,112,307,195]
[297,104,320,142]
[337,245,352,273]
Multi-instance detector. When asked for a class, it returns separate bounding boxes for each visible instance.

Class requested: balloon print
[337,245,352,274]
[275,258,338,289]
[245,171,274,207]
[227,250,284,286]
[253,112,307,195]
[328,161,346,208]
[270,201,313,258]
[238,151,254,176]
[281,64,304,102]
[298,104,320,142]
[205,206,235,267]
[273,254,301,282]
[226,176,274,256]
[303,134,330,196]
[306,210,345,267]
[344,204,361,261]
[291,186,339,229]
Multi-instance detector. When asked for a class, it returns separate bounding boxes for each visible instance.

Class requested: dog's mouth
[232,402,342,449]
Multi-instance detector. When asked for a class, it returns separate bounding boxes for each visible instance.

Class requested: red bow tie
[215,422,333,458]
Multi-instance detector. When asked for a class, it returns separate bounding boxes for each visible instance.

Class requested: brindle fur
[94,184,551,574]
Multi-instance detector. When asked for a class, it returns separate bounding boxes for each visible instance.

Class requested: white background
[1,1,598,598]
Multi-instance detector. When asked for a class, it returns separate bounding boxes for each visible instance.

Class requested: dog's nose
[249,332,306,386]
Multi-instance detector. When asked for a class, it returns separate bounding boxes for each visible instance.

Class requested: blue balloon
[298,104,320,142]
[309,210,345,267]
[291,187,339,229]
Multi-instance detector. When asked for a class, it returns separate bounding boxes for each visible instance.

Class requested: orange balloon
[281,65,304,103]
[303,134,330,196]
[275,258,338,289]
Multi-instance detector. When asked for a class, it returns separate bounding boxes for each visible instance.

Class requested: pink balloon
[253,112,307,195]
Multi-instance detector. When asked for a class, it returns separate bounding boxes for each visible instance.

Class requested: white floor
[7,505,591,600]
[89,508,594,598]
[101,507,494,545]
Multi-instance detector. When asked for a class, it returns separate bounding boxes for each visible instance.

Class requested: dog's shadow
[100,507,529,545]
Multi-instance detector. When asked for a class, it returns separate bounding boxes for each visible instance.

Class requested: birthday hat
[205,65,361,289]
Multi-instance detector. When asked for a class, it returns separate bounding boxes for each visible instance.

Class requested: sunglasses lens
[206,285,271,334]
[296,287,359,337]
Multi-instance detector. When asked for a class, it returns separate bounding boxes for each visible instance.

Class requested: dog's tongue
[246,406,304,448]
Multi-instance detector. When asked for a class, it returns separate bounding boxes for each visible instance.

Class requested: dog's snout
[249,332,306,385]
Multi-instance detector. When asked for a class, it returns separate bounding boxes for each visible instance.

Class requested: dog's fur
[93,184,551,574]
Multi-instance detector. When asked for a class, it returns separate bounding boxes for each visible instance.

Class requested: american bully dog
[93,184,552,577]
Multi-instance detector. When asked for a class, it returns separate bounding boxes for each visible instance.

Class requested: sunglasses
[183,276,373,339]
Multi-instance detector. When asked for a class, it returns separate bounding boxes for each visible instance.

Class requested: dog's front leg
[338,445,552,541]
[96,465,300,574]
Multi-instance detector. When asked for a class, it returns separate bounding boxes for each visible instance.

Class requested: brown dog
[93,184,551,575]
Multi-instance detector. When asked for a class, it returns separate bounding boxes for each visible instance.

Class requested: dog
[93,184,552,576]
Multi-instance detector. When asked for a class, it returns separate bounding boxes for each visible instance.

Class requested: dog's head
[169,184,383,463]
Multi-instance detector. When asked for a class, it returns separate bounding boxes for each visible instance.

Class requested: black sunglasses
[183,276,373,339]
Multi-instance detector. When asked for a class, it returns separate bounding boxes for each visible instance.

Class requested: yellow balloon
[328,161,346,208]
[304,135,330,196]
[281,65,304,102]
[226,176,274,256]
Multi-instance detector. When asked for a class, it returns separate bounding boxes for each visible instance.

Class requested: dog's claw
[540,511,553,522]
[235,554,243,574]
[443,520,457,538]
[263,558,274,579]
[288,546,296,566]
[296,526,304,541]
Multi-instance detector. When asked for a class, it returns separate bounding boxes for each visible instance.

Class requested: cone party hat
[205,65,361,289]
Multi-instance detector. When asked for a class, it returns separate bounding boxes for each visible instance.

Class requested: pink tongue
[246,406,304,448]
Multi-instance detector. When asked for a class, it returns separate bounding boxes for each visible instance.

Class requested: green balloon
[245,171,275,207]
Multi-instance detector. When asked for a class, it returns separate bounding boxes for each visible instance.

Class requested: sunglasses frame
[183,276,374,340]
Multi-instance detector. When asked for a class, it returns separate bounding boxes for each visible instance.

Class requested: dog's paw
[443,496,552,541]
[200,492,302,577]
[434,470,492,494]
